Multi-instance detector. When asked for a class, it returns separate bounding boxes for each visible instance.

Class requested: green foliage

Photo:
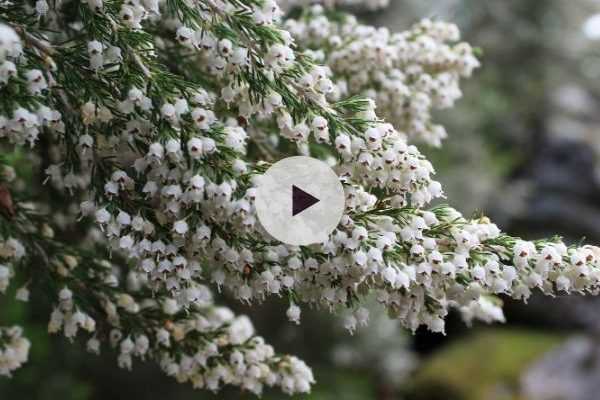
[405,329,563,400]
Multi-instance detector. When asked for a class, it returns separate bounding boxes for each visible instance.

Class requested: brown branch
[0,185,16,219]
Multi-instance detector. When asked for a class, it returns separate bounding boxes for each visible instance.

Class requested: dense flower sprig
[0,11,314,391]
[286,6,480,146]
[4,162,314,395]
[0,326,30,377]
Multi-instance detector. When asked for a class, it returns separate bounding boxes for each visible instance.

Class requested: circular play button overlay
[255,156,345,246]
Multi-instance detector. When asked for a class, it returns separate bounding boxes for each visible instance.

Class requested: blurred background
[4,1,600,399]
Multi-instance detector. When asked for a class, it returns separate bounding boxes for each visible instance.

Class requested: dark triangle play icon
[255,156,345,245]
[292,185,320,216]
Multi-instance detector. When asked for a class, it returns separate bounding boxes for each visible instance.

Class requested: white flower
[83,0,103,12]
[382,265,397,285]
[191,108,215,130]
[228,316,254,345]
[25,69,47,94]
[286,303,301,324]
[0,24,22,61]
[86,337,101,354]
[202,137,217,154]
[119,235,134,250]
[0,265,11,293]
[176,26,196,47]
[187,138,204,159]
[81,102,97,125]
[147,142,164,160]
[119,5,141,29]
[6,238,25,260]
[58,287,72,302]
[174,98,189,116]
[15,287,29,302]
[0,61,17,84]
[95,208,111,224]
[135,335,149,356]
[556,275,571,292]
[0,326,30,376]
[343,314,357,334]
[173,220,189,235]
[116,211,131,226]
[335,134,351,154]
[354,307,369,327]
[88,40,104,55]
[161,103,176,120]
[162,298,180,315]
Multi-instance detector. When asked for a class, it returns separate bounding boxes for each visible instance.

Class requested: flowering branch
[0,0,598,396]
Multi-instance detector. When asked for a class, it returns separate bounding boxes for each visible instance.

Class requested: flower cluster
[0,24,63,147]
[2,160,314,395]
[0,238,25,294]
[86,40,123,72]
[286,6,480,146]
[0,326,30,377]
[0,106,64,147]
[0,24,21,61]
[45,267,315,395]
[88,111,600,335]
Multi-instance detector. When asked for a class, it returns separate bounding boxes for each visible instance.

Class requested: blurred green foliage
[405,329,563,400]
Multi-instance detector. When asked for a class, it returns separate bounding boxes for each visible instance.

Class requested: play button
[292,185,319,216]
[255,156,345,246]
